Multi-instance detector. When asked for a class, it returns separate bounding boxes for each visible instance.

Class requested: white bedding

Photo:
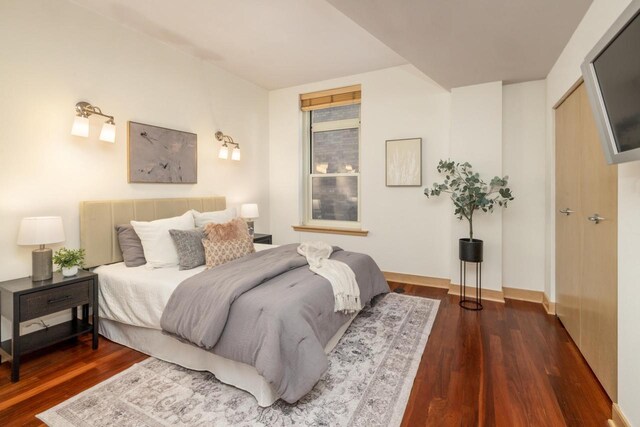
[95,243,274,329]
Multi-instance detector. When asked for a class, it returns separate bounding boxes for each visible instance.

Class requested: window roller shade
[300,85,361,111]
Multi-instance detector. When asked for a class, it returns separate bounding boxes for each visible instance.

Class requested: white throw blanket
[297,241,361,314]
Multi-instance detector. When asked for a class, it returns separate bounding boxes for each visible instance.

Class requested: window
[301,85,361,228]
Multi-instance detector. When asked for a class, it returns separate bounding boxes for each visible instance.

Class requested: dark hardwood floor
[0,282,611,426]
[395,283,611,427]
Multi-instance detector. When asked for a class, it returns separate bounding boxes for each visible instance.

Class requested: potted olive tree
[53,247,86,277]
[425,160,513,262]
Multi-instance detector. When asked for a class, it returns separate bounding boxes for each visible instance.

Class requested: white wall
[449,82,504,291]
[502,81,547,291]
[617,161,640,424]
[0,0,269,339]
[269,65,453,279]
[270,70,547,293]
[546,0,638,423]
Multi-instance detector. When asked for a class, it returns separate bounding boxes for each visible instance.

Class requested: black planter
[459,238,483,262]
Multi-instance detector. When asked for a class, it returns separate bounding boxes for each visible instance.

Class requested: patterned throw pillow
[202,218,255,268]
[169,228,205,270]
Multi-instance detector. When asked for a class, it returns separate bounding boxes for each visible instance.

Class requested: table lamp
[240,204,259,237]
[17,216,65,281]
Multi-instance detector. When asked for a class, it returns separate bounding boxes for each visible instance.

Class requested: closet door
[578,83,618,401]
[555,86,583,345]
[554,82,618,401]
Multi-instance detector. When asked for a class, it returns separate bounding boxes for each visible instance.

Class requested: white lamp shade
[17,216,65,246]
[218,145,229,159]
[99,122,116,143]
[240,203,259,219]
[71,116,89,137]
[231,147,241,161]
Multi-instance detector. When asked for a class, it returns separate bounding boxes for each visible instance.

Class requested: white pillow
[191,207,236,228]
[131,211,195,268]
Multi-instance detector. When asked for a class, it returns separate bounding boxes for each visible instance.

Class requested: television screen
[591,11,640,154]
[582,1,640,164]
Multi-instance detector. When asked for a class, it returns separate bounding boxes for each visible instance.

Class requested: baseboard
[448,283,505,303]
[542,293,556,315]
[384,271,551,307]
[610,403,631,427]
[502,287,544,303]
[382,271,450,289]
[384,270,505,303]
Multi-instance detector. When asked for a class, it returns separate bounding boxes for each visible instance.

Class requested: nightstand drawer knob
[47,295,72,305]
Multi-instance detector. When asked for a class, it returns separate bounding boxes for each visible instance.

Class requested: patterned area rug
[38,293,439,427]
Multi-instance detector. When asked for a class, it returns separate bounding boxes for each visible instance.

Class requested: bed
[80,197,389,406]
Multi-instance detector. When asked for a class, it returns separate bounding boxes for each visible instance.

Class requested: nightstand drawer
[19,281,90,321]
[253,234,272,244]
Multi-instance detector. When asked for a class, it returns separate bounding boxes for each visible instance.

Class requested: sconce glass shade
[71,116,90,137]
[99,122,116,143]
[231,147,241,161]
[240,203,259,219]
[218,145,229,159]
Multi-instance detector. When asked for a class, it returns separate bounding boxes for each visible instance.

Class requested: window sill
[292,225,369,237]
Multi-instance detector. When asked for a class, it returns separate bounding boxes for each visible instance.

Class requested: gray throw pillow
[169,228,206,270]
[115,224,146,267]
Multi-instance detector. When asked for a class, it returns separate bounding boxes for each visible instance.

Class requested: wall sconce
[215,131,240,161]
[71,101,116,143]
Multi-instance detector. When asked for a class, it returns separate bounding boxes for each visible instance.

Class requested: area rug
[37,293,439,427]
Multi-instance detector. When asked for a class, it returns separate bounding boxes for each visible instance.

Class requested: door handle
[588,213,605,224]
[559,208,575,215]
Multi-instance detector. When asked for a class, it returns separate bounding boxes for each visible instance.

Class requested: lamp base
[246,220,255,237]
[32,248,53,281]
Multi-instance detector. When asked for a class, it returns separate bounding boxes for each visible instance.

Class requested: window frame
[302,109,361,229]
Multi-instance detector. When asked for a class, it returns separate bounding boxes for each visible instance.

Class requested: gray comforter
[160,243,389,403]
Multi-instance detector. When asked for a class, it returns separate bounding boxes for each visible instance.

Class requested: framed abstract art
[128,121,197,184]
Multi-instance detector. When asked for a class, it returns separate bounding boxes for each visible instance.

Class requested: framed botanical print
[385,138,422,186]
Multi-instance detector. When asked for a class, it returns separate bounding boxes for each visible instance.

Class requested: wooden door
[555,86,583,345]
[555,82,618,401]
[577,83,618,401]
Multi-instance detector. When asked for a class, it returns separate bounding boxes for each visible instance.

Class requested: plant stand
[459,260,483,311]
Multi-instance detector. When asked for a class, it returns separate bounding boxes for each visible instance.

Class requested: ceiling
[326,0,593,89]
[68,0,406,90]
[70,0,593,90]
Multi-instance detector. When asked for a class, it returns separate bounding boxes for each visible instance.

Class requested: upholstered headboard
[80,196,226,268]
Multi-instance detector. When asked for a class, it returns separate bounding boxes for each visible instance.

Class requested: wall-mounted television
[581,0,640,164]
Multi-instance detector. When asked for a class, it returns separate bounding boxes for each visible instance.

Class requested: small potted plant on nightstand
[53,247,86,277]
[425,160,513,262]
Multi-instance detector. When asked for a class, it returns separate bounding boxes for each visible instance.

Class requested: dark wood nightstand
[0,270,99,382]
[253,233,272,244]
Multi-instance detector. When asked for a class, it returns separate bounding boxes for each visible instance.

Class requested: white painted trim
[303,108,362,227]
[311,118,360,132]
